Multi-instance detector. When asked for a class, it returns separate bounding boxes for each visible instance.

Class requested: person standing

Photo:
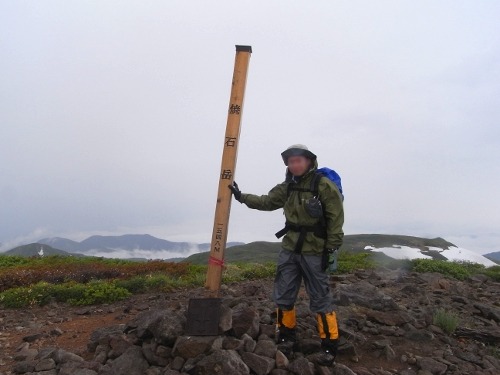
[229,144,344,365]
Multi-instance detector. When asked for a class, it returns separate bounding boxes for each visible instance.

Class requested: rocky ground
[1,268,499,375]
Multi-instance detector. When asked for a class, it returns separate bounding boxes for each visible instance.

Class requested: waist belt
[275,221,327,253]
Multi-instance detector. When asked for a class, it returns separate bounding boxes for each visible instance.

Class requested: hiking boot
[276,326,296,358]
[308,347,336,366]
[277,339,295,358]
[308,338,337,366]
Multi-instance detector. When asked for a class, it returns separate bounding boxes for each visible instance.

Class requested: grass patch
[481,265,500,282]
[410,259,483,280]
[337,251,375,273]
[433,308,459,334]
[0,281,131,308]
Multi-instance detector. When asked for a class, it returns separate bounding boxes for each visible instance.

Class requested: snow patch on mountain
[365,245,496,267]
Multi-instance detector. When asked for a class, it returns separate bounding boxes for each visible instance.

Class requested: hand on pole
[228,182,243,202]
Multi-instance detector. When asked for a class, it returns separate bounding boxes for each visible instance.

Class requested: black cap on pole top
[236,45,252,53]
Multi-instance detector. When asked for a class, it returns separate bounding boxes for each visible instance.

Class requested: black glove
[228,181,243,202]
[321,248,338,272]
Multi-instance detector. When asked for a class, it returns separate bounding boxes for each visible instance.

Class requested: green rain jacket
[239,161,344,255]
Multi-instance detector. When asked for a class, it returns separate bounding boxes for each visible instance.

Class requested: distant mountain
[484,251,500,263]
[38,237,81,252]
[4,243,81,257]
[183,234,497,267]
[185,241,280,265]
[35,234,243,259]
[38,234,194,254]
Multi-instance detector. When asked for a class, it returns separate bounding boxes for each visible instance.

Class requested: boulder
[104,346,149,375]
[288,357,314,375]
[241,352,275,375]
[253,339,278,358]
[125,309,185,346]
[173,335,218,359]
[417,356,448,375]
[334,281,398,311]
[193,349,250,374]
[232,307,260,339]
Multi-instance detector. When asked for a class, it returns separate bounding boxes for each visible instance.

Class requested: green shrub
[411,259,474,280]
[239,263,276,279]
[337,251,374,273]
[116,276,148,293]
[0,284,45,308]
[0,255,32,267]
[481,265,500,282]
[433,308,459,334]
[67,281,131,306]
[488,345,500,359]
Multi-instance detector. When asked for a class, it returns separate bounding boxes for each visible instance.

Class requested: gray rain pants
[272,249,335,313]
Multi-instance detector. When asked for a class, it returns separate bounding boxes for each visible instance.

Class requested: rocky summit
[1,269,499,375]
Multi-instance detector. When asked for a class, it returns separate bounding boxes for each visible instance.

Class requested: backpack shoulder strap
[310,172,323,198]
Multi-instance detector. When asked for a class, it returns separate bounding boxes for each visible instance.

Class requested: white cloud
[0,1,499,254]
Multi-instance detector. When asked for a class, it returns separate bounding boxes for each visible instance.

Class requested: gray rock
[241,352,275,375]
[383,344,396,361]
[350,367,375,375]
[259,324,276,338]
[232,307,260,339]
[58,362,87,375]
[173,335,217,359]
[241,333,257,352]
[332,363,361,375]
[142,342,169,367]
[22,333,46,343]
[35,358,56,371]
[370,369,393,375]
[223,336,243,350]
[155,345,172,358]
[14,347,38,361]
[37,347,57,360]
[288,357,314,375]
[334,281,398,311]
[106,346,149,375]
[193,349,250,374]
[275,350,289,369]
[87,324,125,352]
[270,370,289,375]
[399,369,417,375]
[107,334,132,359]
[364,308,413,326]
[417,356,448,375]
[50,328,63,336]
[93,344,109,364]
[473,303,500,322]
[12,360,36,373]
[126,309,185,346]
[171,356,185,371]
[53,348,84,364]
[404,329,434,342]
[73,370,98,375]
[254,339,278,358]
[219,304,233,332]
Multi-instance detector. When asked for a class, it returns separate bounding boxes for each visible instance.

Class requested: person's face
[287,156,311,177]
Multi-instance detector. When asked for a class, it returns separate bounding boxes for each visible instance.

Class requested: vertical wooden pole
[205,45,252,295]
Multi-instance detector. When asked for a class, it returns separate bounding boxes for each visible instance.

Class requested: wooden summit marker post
[205,45,252,295]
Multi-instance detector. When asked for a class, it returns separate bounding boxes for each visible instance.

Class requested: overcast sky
[1,1,499,254]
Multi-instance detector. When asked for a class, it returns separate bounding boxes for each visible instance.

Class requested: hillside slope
[183,234,496,267]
